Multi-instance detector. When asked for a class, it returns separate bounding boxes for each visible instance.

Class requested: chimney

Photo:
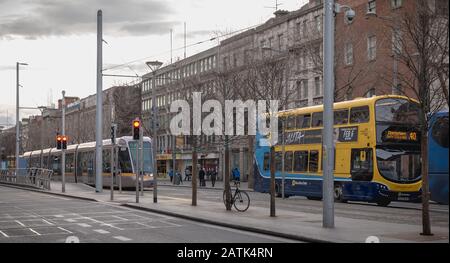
[274,10,289,18]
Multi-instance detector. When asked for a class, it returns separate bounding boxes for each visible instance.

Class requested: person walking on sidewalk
[232,167,240,182]
[184,167,191,181]
[168,169,174,183]
[210,169,217,187]
[199,167,205,187]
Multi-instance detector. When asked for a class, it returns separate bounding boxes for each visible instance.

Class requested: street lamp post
[322,1,355,229]
[16,62,28,175]
[146,61,163,204]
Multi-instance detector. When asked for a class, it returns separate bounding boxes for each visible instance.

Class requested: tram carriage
[21,136,154,189]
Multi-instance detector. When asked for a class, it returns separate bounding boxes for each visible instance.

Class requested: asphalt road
[0,186,298,243]
[157,185,449,228]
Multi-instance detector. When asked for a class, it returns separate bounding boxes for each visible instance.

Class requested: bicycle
[223,181,250,212]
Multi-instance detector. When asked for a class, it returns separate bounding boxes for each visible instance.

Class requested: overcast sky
[0,0,307,126]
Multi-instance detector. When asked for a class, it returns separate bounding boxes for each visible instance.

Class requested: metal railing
[0,168,53,190]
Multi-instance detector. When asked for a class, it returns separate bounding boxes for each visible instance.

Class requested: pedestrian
[184,167,191,181]
[168,169,174,183]
[232,167,240,182]
[210,169,217,187]
[199,167,205,187]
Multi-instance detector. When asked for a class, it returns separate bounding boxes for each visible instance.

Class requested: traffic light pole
[110,124,117,201]
[140,126,144,196]
[61,90,66,193]
[152,74,158,203]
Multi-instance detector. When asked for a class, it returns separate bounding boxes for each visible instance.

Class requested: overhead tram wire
[101,23,264,73]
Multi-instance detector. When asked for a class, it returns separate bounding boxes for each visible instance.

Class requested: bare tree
[389,0,449,236]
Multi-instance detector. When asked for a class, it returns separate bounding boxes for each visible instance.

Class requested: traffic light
[62,136,68,150]
[133,119,141,140]
[56,135,62,149]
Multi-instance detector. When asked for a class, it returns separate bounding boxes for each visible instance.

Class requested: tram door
[87,151,95,185]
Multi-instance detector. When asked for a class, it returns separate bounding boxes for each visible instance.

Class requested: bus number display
[385,131,418,141]
[338,127,358,142]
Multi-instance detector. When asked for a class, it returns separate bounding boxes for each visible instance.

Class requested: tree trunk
[224,135,232,211]
[421,130,432,235]
[192,136,198,206]
[270,146,276,217]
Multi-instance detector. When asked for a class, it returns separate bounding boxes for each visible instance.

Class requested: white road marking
[54,215,64,218]
[94,229,110,234]
[77,223,92,228]
[0,230,9,238]
[65,219,76,222]
[114,236,132,241]
[101,223,124,231]
[15,220,25,227]
[112,216,128,221]
[42,219,54,225]
[58,227,73,234]
[29,228,41,236]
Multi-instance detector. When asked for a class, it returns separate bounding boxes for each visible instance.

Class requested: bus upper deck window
[350,106,370,123]
[312,112,323,127]
[297,114,311,128]
[334,110,349,125]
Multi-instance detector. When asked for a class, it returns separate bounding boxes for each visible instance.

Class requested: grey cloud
[119,21,179,36]
[0,0,176,38]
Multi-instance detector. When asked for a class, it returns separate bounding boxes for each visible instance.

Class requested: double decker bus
[254,95,422,206]
[429,111,449,204]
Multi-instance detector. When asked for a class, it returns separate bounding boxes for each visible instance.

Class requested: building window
[314,15,321,33]
[233,53,238,67]
[302,20,308,38]
[366,88,376,98]
[391,0,402,9]
[392,29,402,54]
[302,80,309,99]
[345,86,353,101]
[278,34,284,50]
[367,0,376,14]
[345,42,353,65]
[367,35,377,61]
[314,77,321,96]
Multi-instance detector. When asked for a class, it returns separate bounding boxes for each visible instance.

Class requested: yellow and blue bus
[254,95,422,206]
[21,136,154,189]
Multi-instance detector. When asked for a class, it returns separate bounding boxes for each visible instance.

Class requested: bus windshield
[376,148,421,183]
[128,141,153,173]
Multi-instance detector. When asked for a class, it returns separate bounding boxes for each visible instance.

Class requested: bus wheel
[334,184,347,203]
[376,198,391,207]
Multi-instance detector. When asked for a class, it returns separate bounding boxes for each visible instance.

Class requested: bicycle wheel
[233,190,250,212]
[223,189,233,208]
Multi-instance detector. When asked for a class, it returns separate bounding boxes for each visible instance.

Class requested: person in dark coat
[210,168,217,187]
[199,167,206,187]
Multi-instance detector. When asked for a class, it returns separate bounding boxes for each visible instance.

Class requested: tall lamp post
[146,61,163,204]
[323,1,355,228]
[16,62,28,174]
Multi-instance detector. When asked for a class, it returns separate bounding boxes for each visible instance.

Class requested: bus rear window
[350,106,370,123]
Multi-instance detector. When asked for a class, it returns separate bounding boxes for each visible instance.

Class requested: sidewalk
[158,177,253,191]
[2,181,448,243]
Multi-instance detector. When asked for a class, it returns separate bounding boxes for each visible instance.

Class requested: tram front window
[128,141,153,173]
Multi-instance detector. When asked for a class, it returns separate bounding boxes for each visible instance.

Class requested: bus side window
[297,114,311,128]
[284,151,293,172]
[312,112,323,127]
[275,152,282,171]
[286,116,296,130]
[350,106,370,123]
[334,109,349,125]
[263,152,270,171]
[309,151,319,173]
[351,148,373,181]
[294,151,308,172]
